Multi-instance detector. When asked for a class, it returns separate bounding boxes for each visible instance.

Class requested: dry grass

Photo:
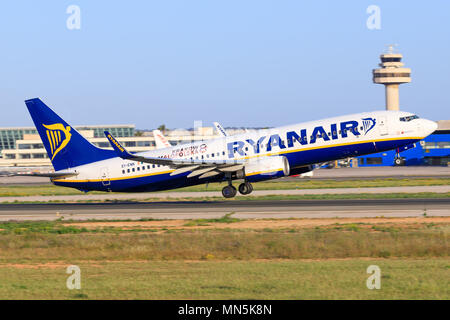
[0,218,448,261]
[0,217,448,299]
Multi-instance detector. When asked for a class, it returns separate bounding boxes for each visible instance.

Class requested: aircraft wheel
[238,182,253,195]
[222,185,237,198]
[394,157,405,166]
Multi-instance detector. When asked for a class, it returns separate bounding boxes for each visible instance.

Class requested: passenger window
[147,165,150,169]
[132,168,135,172]
[127,169,130,173]
[137,167,140,171]
[122,170,125,174]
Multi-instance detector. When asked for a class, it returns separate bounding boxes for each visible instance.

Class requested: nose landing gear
[394,156,405,166]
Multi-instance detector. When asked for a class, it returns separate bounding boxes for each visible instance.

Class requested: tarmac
[0,198,448,221]
[0,185,448,203]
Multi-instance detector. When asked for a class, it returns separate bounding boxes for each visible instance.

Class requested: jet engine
[244,156,290,182]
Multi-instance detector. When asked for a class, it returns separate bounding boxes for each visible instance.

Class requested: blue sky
[1,1,449,129]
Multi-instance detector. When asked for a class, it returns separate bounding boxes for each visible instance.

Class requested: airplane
[214,122,252,136]
[17,98,437,198]
[213,122,228,137]
[153,129,172,149]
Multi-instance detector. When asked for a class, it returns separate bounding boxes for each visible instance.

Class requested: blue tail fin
[25,98,116,171]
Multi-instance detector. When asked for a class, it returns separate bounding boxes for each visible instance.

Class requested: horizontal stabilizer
[0,170,78,178]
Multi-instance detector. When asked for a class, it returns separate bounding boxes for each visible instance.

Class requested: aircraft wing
[0,170,78,178]
[105,131,244,177]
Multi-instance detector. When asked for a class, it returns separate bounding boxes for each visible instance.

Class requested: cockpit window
[399,115,419,122]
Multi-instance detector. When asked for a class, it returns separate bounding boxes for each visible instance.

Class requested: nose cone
[422,119,438,137]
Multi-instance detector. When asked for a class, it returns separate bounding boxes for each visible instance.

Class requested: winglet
[104,131,134,159]
[213,122,228,137]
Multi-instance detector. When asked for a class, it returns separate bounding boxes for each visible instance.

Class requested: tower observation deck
[372,45,411,111]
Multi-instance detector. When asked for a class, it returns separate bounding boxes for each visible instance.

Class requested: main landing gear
[222,185,237,198]
[238,181,253,195]
[221,181,253,198]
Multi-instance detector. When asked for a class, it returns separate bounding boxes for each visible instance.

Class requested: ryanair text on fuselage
[227,118,376,158]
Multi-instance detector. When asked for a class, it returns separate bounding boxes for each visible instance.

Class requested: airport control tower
[372,45,411,111]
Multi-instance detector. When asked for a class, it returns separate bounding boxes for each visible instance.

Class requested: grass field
[0,217,448,299]
[0,259,448,299]
[1,177,449,197]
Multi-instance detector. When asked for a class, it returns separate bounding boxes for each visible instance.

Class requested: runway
[0,198,449,221]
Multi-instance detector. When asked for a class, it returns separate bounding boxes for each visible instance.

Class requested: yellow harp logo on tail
[42,123,72,160]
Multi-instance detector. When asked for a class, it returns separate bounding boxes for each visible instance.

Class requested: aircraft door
[378,117,388,136]
[100,167,111,187]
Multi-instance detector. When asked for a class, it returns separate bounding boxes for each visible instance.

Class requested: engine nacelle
[244,156,290,182]
[289,165,314,176]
